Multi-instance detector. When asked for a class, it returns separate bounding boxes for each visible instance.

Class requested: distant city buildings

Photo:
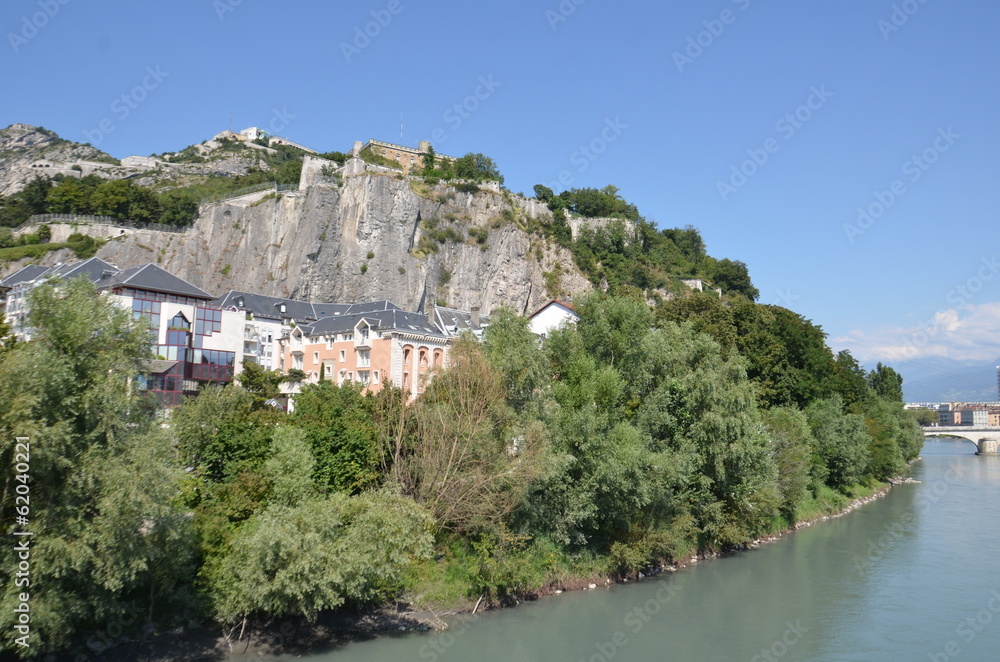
[936,402,1000,427]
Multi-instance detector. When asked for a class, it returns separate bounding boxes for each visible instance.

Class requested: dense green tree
[807,396,872,489]
[832,350,872,413]
[236,360,283,409]
[20,176,51,215]
[482,306,550,416]
[290,382,381,493]
[46,176,93,214]
[453,152,504,183]
[868,362,904,403]
[172,385,276,483]
[762,407,813,519]
[712,258,759,300]
[157,188,200,225]
[0,277,196,654]
[209,430,432,625]
[533,184,554,202]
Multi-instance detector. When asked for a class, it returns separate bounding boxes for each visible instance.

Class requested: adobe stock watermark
[257,106,296,138]
[425,75,502,147]
[853,458,965,576]
[574,579,679,662]
[717,85,834,202]
[927,588,1000,662]
[895,255,998,359]
[749,620,809,662]
[878,0,931,41]
[7,0,71,54]
[673,0,753,73]
[545,0,587,31]
[82,66,170,147]
[542,117,628,191]
[843,127,960,244]
[212,0,244,21]
[417,619,469,661]
[340,0,405,63]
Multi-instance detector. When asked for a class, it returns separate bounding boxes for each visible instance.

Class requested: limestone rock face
[12,167,592,314]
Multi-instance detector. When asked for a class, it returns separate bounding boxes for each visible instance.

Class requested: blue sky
[3,0,999,372]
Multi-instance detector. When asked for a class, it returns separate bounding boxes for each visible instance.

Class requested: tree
[236,360,283,408]
[209,431,431,627]
[35,223,51,243]
[21,176,51,215]
[47,177,93,214]
[291,382,381,493]
[403,339,548,534]
[482,306,550,416]
[0,226,13,248]
[868,362,904,402]
[807,396,872,489]
[421,144,437,175]
[533,184,554,202]
[0,277,196,654]
[90,179,133,218]
[157,188,199,225]
[453,152,504,184]
[172,384,275,483]
[712,258,759,300]
[762,407,813,520]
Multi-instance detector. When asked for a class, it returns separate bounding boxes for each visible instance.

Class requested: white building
[528,299,579,338]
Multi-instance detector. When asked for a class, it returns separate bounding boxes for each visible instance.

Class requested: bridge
[923,426,1000,455]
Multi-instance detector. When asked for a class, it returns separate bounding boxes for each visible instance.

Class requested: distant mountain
[892,357,1000,402]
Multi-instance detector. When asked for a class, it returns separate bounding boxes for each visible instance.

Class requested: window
[372,370,380,385]
[132,299,161,344]
[195,307,222,336]
[339,349,346,362]
[358,325,370,345]
[294,355,303,370]
[313,351,319,365]
[358,349,370,367]
[358,371,370,386]
[326,336,333,350]
[339,369,346,385]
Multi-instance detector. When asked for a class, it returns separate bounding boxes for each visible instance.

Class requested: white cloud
[832,301,1000,363]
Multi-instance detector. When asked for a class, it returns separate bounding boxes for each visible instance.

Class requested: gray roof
[433,306,489,337]
[0,264,49,289]
[1,258,117,290]
[98,263,213,300]
[213,291,401,324]
[303,308,445,339]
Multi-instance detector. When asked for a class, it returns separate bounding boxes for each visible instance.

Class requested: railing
[199,181,278,204]
[15,214,187,234]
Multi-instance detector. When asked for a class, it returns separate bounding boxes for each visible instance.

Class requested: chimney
[471,305,480,328]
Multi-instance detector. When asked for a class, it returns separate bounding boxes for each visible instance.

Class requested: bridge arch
[923,427,1000,455]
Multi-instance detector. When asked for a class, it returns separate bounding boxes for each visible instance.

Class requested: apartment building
[0,259,243,407]
[281,304,450,399]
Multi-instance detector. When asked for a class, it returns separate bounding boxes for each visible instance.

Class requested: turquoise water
[253,440,1000,661]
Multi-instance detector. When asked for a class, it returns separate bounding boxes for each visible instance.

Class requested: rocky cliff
[6,161,592,314]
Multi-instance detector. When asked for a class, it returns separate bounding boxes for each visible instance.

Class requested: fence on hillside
[16,214,188,234]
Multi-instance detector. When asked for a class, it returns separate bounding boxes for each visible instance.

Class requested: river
[250,440,1000,661]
